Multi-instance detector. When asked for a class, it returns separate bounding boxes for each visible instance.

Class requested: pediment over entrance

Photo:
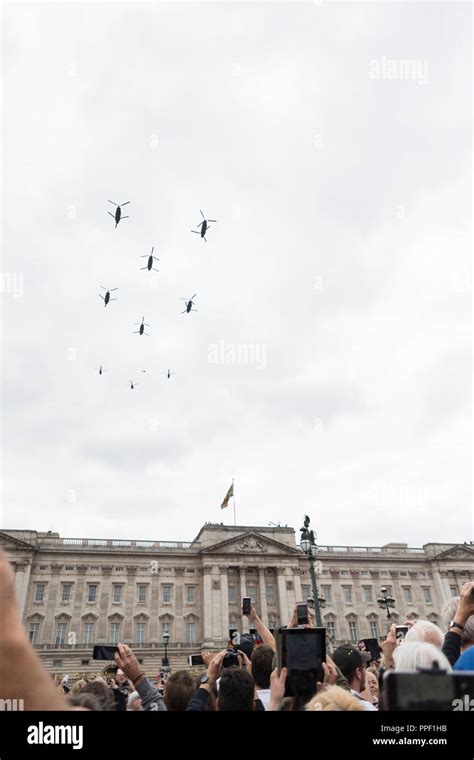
[200,531,299,557]
[432,544,474,562]
[0,531,35,551]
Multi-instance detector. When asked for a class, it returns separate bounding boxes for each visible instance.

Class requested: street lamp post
[377,586,396,629]
[162,632,170,671]
[299,515,323,628]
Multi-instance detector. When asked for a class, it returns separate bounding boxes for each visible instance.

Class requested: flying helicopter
[107,200,130,228]
[99,286,118,306]
[97,366,108,375]
[129,380,139,390]
[164,369,175,379]
[191,210,216,242]
[181,294,197,314]
[140,246,160,272]
[133,317,150,336]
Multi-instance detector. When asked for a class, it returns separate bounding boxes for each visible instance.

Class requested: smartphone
[395,625,409,643]
[296,603,308,626]
[358,638,382,661]
[383,671,474,711]
[92,645,118,660]
[222,649,241,669]
[277,627,326,697]
[242,597,251,616]
[188,654,205,667]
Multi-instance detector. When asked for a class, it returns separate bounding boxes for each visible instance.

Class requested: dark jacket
[442,630,461,667]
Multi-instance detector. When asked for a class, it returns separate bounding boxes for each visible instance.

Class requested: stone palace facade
[1,524,473,676]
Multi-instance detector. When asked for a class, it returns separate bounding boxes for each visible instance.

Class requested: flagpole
[232,477,236,526]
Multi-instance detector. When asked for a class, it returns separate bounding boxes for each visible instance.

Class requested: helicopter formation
[98,202,217,388]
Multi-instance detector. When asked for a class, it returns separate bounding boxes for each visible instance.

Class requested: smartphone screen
[395,626,409,643]
[297,603,308,625]
[92,645,118,660]
[188,654,205,666]
[277,628,326,698]
[358,638,382,661]
[242,597,251,615]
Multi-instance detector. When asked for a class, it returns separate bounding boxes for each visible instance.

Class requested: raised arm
[0,548,69,710]
[247,603,276,651]
[115,643,166,711]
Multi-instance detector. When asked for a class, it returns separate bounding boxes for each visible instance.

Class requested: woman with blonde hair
[306,685,366,712]
[71,679,87,694]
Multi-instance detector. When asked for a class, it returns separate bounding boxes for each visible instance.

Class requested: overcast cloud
[1,2,471,547]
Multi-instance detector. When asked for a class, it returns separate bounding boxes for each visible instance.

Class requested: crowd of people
[1,547,473,712]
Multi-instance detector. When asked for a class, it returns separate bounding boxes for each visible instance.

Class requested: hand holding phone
[242,597,251,616]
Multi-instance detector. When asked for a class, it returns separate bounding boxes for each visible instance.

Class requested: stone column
[277,567,289,626]
[72,565,88,644]
[14,560,32,623]
[124,566,137,641]
[258,567,268,625]
[292,566,303,604]
[97,565,113,640]
[220,567,229,645]
[149,569,160,642]
[43,564,63,643]
[202,565,214,646]
[240,566,248,633]
[211,566,224,641]
[431,568,450,609]
[174,567,186,643]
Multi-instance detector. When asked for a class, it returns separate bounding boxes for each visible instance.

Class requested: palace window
[138,585,148,603]
[61,584,72,604]
[35,584,45,602]
[135,623,145,644]
[87,585,98,603]
[55,622,67,646]
[29,622,40,644]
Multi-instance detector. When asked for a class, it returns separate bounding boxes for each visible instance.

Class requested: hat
[236,634,255,660]
[333,644,371,676]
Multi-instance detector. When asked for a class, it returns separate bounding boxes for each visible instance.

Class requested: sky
[1,2,472,547]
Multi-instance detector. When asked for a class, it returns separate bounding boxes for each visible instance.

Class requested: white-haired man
[393,641,451,672]
[405,619,444,649]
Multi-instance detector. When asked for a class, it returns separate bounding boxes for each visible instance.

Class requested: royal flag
[220,482,234,509]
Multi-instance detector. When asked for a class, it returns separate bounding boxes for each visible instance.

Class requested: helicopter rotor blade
[110,288,119,291]
[121,201,130,206]
[191,230,200,234]
[200,210,205,219]
[108,200,117,205]
[107,212,115,218]
[191,294,197,300]
[208,219,216,222]
[121,216,129,219]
